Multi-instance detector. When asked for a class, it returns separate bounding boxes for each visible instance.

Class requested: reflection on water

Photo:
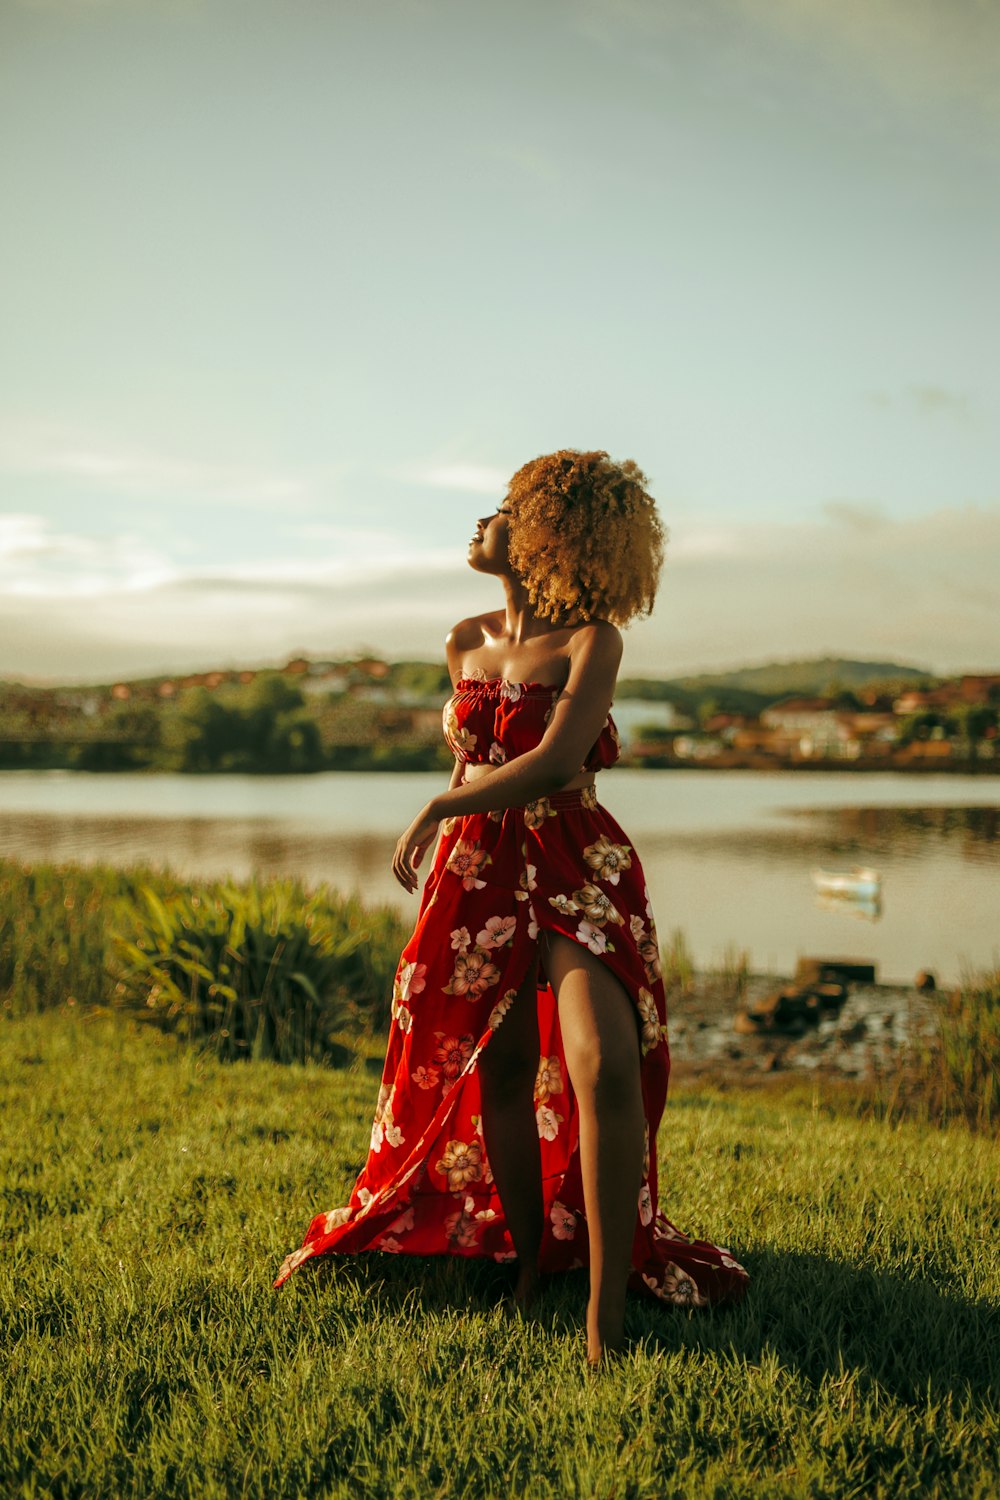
[814,892,882,924]
[784,804,1000,863]
[0,812,395,890]
[1,771,998,986]
[667,804,1000,865]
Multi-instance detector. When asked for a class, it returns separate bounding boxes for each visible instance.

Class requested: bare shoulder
[445,612,498,652]
[444,612,502,677]
[566,620,624,673]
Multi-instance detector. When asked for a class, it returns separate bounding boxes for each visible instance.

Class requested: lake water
[1,769,997,985]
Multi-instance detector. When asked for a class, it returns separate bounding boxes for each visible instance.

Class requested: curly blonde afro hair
[505,449,666,626]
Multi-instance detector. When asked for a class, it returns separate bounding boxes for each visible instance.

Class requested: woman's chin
[466,543,509,578]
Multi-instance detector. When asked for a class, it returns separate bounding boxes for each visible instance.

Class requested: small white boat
[811,866,882,900]
[815,891,882,923]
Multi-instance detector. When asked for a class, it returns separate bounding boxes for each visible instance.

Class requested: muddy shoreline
[666,970,941,1082]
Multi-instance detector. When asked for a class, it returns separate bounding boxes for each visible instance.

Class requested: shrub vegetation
[113,879,407,1064]
[0,859,407,1063]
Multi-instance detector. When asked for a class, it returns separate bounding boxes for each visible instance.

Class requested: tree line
[0,673,451,774]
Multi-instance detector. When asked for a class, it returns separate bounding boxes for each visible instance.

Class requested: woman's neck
[498,574,542,644]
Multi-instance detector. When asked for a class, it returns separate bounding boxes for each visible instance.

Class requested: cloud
[738,0,1000,122]
[862,385,974,423]
[161,547,461,591]
[634,502,1000,676]
[399,463,511,496]
[2,503,998,683]
[821,500,887,534]
[0,512,466,604]
[668,528,743,561]
[0,425,318,509]
[0,558,486,682]
[0,514,169,596]
[0,513,97,563]
[908,386,973,420]
[578,0,1000,126]
[289,523,398,548]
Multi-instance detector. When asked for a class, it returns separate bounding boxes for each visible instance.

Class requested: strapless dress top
[442,677,621,772]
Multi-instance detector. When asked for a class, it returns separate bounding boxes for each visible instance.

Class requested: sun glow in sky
[1,0,998,681]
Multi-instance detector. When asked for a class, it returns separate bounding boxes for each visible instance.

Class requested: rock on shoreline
[667,964,941,1080]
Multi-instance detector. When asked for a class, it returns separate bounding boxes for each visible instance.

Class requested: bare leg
[545,932,645,1364]
[478,960,543,1312]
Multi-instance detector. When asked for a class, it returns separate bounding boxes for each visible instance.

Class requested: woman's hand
[392,805,440,894]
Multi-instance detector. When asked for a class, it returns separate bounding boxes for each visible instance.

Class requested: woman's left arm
[392,624,622,892]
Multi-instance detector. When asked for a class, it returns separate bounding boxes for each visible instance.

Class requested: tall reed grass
[929,968,1000,1131]
[661,926,695,996]
[712,941,751,1004]
[0,859,407,1064]
[0,860,132,1014]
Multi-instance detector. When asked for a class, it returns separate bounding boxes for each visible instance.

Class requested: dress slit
[274,788,748,1307]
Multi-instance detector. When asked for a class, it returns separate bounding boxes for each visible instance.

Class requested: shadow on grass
[289,1247,1000,1402]
[296,1251,521,1319]
[646,1247,999,1404]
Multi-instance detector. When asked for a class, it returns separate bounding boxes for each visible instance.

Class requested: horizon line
[10,649,998,693]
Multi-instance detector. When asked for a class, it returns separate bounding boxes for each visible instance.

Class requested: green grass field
[3,1011,998,1499]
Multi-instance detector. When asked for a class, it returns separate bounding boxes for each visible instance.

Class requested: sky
[1,0,998,683]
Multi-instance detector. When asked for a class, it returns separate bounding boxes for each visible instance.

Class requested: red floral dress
[275,677,749,1307]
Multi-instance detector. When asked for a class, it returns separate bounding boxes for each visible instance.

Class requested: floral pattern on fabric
[442,700,478,763]
[440,678,618,774]
[571,883,624,927]
[582,834,633,885]
[446,840,491,891]
[436,1138,486,1192]
[524,797,555,831]
[443,948,501,999]
[534,1055,564,1104]
[274,683,749,1309]
[370,1084,404,1153]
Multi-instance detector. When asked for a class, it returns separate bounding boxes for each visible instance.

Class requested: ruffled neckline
[453,676,560,694]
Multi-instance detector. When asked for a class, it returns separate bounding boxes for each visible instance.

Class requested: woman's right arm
[443,623,471,789]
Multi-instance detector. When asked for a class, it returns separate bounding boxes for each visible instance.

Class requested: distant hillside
[673,657,930,695]
[10,653,935,710]
[618,657,934,714]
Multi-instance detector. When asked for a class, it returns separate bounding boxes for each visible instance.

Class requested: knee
[568,1040,640,1113]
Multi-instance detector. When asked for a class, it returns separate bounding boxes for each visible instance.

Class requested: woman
[275,449,748,1362]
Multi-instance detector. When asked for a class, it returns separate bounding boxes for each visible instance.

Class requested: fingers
[391,839,405,890]
[392,837,418,894]
[392,844,411,893]
[391,819,439,894]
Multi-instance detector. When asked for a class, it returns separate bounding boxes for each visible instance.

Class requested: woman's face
[467,502,512,576]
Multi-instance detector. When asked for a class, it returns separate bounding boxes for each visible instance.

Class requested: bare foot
[586,1336,627,1366]
[586,1299,626,1366]
[510,1264,541,1321]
